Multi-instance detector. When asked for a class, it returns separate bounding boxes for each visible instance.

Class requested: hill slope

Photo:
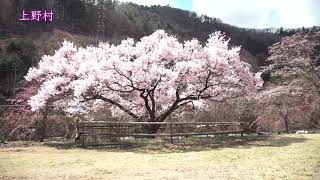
[0,0,282,100]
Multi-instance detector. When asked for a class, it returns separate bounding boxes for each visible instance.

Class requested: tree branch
[95,95,140,120]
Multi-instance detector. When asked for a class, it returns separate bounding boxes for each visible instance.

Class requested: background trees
[0,82,41,141]
[258,32,320,132]
[0,40,35,98]
[257,86,318,132]
[263,32,320,95]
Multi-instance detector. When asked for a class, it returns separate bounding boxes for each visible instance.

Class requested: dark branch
[93,94,140,120]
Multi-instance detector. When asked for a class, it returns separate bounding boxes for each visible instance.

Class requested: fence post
[169,122,173,144]
[206,124,209,139]
[169,115,173,144]
[81,122,85,146]
[206,119,209,140]
[240,122,244,137]
[13,67,16,97]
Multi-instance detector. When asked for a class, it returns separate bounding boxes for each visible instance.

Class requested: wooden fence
[78,121,246,146]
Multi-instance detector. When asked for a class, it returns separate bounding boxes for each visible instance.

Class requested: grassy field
[0,134,320,180]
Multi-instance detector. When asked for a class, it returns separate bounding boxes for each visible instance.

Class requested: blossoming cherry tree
[25,30,262,132]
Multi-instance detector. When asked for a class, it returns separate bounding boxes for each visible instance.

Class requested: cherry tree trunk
[145,124,161,135]
[39,106,48,142]
[284,117,289,134]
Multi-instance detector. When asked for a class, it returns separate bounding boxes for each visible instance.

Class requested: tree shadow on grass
[42,134,308,154]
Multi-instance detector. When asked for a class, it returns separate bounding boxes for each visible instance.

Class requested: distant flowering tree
[263,32,320,95]
[0,83,42,140]
[258,32,320,132]
[257,85,319,132]
[25,30,262,132]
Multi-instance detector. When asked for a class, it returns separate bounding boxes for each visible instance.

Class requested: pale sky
[118,0,320,28]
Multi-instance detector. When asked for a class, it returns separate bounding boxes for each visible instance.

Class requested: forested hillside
[1,1,282,60]
[0,0,285,100]
[2,0,319,72]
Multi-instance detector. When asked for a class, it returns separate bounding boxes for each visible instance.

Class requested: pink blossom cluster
[26,30,262,120]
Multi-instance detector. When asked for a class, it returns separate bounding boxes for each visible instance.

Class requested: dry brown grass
[0,134,320,180]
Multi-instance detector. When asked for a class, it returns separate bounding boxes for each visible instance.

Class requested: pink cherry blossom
[25,30,262,124]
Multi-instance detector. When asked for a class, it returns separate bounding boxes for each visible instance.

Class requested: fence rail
[78,121,246,146]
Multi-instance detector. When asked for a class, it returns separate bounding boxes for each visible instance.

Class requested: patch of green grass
[1,134,320,179]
